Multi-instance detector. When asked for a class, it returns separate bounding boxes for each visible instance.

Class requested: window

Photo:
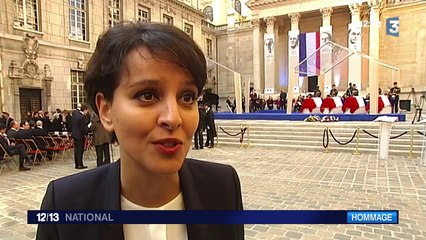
[138,5,150,23]
[163,14,173,25]
[108,0,120,27]
[14,0,39,31]
[71,70,86,109]
[184,23,193,38]
[206,38,212,59]
[69,0,87,41]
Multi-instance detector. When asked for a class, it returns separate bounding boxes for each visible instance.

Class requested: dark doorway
[19,88,42,121]
[308,76,318,92]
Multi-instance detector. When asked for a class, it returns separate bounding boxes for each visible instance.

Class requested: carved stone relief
[21,32,41,79]
[8,60,23,79]
[160,4,176,15]
[141,0,154,6]
[77,54,86,69]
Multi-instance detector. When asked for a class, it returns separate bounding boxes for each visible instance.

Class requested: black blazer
[71,110,88,140]
[0,135,13,154]
[36,159,244,240]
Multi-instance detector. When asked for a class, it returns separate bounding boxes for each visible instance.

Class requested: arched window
[203,6,213,22]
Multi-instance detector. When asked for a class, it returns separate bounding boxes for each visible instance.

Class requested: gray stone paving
[0,146,426,239]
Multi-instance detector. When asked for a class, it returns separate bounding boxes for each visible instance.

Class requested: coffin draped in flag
[299,32,321,77]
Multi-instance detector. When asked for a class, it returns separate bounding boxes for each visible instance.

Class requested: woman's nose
[157,99,183,130]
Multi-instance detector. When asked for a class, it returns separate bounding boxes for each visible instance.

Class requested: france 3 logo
[386,16,399,37]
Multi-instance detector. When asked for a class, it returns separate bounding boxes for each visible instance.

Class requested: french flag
[299,32,321,77]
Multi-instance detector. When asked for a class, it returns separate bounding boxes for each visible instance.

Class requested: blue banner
[299,33,307,77]
[347,211,398,224]
[386,16,399,37]
[28,210,398,224]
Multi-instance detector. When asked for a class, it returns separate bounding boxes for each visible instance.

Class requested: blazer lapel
[179,159,209,240]
[102,160,125,240]
[99,159,210,240]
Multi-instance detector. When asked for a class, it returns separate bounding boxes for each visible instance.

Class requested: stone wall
[379,3,426,96]
[0,0,207,120]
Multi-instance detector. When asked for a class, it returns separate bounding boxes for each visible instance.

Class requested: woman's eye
[138,92,157,103]
[180,93,196,104]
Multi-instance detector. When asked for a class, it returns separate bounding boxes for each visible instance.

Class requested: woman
[36,22,244,240]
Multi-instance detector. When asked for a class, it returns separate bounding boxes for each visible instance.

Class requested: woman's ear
[96,93,114,132]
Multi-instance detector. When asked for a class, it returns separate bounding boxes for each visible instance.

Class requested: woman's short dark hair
[84,21,207,115]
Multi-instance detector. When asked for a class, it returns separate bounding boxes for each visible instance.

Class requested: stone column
[264,16,276,95]
[251,18,263,93]
[286,12,301,114]
[369,0,381,114]
[0,54,3,112]
[320,7,333,95]
[348,3,362,94]
[43,64,53,114]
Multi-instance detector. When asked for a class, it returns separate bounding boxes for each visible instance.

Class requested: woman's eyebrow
[127,79,162,89]
[127,78,196,88]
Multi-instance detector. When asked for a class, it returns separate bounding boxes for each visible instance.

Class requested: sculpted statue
[23,32,39,60]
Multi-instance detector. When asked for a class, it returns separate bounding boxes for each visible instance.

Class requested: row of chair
[0,135,76,174]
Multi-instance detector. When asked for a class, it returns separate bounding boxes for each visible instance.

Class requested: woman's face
[98,47,199,176]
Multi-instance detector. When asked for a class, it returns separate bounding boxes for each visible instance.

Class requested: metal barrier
[322,126,422,159]
[218,125,249,148]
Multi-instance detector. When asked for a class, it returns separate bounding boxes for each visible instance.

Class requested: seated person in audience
[7,120,32,139]
[33,120,48,147]
[19,120,34,137]
[0,123,32,171]
[32,121,54,160]
[29,120,36,129]
[33,120,49,137]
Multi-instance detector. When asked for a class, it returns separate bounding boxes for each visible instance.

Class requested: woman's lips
[153,143,183,155]
[153,138,183,155]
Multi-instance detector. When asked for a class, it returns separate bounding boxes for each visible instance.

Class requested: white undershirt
[121,193,188,240]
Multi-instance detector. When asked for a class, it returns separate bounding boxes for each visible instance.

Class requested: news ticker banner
[28,210,398,225]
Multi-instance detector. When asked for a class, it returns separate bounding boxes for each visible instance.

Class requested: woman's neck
[120,162,181,208]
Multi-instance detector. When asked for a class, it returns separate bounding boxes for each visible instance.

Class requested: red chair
[0,144,18,174]
[43,136,67,161]
[24,139,48,163]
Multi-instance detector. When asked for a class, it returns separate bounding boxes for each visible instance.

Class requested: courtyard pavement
[0,145,426,239]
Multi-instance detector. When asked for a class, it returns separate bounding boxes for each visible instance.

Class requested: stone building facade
[215,0,425,113]
[213,0,426,112]
[0,0,216,121]
[1,0,425,118]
